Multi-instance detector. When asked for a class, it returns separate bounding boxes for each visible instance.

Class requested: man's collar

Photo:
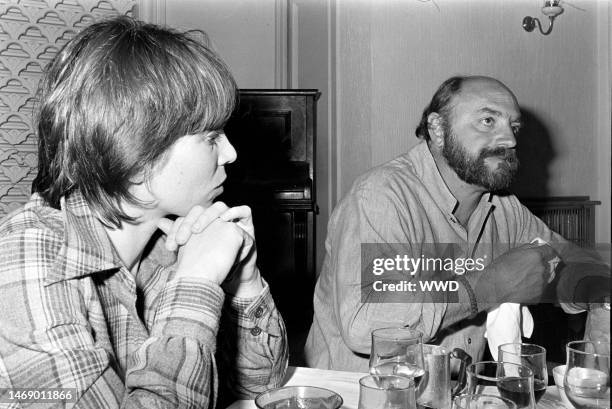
[44,190,121,285]
[409,141,458,214]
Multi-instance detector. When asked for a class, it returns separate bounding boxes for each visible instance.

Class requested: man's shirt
[0,191,287,408]
[304,141,565,371]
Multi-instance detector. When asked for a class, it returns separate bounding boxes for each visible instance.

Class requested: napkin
[485,238,560,360]
[486,304,534,360]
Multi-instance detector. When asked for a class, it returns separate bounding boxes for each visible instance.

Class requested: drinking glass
[358,374,416,409]
[564,341,610,409]
[254,385,343,409]
[498,343,548,402]
[453,394,517,409]
[369,327,426,395]
[466,361,536,409]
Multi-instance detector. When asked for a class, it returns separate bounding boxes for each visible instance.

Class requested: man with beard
[304,75,610,371]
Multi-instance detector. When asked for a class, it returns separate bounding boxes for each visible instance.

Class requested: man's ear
[427,112,445,148]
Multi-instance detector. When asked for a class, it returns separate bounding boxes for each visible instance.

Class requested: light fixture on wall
[522,0,564,35]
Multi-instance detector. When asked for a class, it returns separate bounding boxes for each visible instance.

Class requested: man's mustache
[481,147,518,163]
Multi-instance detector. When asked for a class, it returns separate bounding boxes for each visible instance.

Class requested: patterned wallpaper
[0,0,135,218]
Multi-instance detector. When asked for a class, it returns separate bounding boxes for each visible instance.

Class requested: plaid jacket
[0,191,288,408]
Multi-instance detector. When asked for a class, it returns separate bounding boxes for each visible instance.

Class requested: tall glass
[564,341,610,409]
[453,394,517,409]
[466,361,536,409]
[498,343,548,402]
[369,327,426,393]
[359,374,416,409]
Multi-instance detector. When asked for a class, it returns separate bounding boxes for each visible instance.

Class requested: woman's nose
[217,133,237,165]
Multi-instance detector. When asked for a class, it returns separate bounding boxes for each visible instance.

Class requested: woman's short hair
[32,16,237,227]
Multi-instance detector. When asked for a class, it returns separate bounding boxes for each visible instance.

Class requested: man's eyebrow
[477,107,522,123]
[476,107,502,116]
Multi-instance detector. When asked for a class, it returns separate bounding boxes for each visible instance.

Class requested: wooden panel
[221,90,319,364]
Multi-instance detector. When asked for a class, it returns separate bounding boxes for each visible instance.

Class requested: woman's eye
[203,131,220,145]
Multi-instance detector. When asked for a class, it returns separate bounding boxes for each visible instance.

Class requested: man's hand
[473,243,558,306]
[157,203,263,297]
[158,202,230,252]
[218,205,263,297]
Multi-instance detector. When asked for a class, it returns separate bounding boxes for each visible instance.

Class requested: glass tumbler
[466,361,536,409]
[497,343,548,402]
[369,327,426,395]
[564,340,610,409]
[358,374,416,409]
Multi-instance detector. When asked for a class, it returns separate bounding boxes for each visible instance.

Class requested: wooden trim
[595,0,611,243]
[135,0,166,24]
[275,0,289,88]
[329,0,339,207]
[289,0,300,88]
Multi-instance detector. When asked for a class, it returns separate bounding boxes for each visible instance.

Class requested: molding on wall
[288,0,299,88]
[595,0,611,243]
[275,0,288,88]
[135,0,165,24]
[328,0,338,208]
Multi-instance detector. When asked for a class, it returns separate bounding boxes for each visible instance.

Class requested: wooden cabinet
[221,90,320,361]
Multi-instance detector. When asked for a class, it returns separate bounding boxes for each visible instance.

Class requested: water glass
[498,343,548,402]
[466,361,536,409]
[564,341,610,409]
[369,327,425,394]
[453,394,517,409]
[358,374,416,409]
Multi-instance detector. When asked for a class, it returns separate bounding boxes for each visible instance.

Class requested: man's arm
[511,199,610,307]
[0,228,223,408]
[326,188,453,354]
[216,282,288,406]
[328,188,558,354]
[512,199,610,342]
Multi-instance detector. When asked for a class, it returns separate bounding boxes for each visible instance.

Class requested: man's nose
[217,133,237,165]
[497,125,517,149]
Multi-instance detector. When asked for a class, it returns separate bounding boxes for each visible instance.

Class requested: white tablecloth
[227,366,568,409]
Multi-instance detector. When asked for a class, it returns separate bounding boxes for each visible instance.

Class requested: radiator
[522,196,600,247]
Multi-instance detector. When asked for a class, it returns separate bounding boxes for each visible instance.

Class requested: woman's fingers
[175,206,205,245]
[157,216,184,251]
[157,202,231,251]
[219,205,254,236]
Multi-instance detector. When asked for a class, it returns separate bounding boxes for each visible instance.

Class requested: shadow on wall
[511,108,555,198]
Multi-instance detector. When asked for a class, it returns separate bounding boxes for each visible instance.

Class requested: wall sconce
[522,0,564,35]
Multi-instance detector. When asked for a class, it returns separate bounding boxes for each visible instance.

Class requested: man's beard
[441,126,519,192]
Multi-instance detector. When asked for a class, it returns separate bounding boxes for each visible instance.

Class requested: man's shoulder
[331,152,428,224]
[490,192,528,213]
[351,152,421,195]
[0,194,65,253]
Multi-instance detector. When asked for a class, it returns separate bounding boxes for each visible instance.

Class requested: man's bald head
[415,76,518,141]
